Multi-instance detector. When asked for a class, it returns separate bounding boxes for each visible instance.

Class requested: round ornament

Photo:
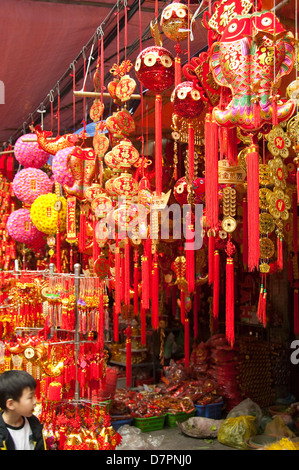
[52,146,75,186]
[259,212,275,234]
[173,177,188,205]
[267,125,291,159]
[14,134,50,169]
[7,208,45,245]
[30,193,67,235]
[171,81,204,119]
[259,237,275,259]
[160,2,193,42]
[135,46,175,93]
[12,168,53,205]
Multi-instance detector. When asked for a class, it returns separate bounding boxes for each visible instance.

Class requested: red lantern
[135,46,175,92]
[171,81,204,119]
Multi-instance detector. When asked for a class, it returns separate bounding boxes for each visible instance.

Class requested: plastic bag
[217,415,257,449]
[264,416,295,439]
[178,417,224,439]
[227,398,262,428]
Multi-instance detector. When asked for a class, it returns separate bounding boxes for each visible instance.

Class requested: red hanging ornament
[225,238,236,346]
[124,326,132,388]
[151,250,159,330]
[185,211,195,293]
[246,143,260,271]
[114,237,121,315]
[294,289,299,335]
[133,248,139,315]
[213,250,219,319]
[193,287,199,339]
[208,230,215,285]
[184,316,190,369]
[242,197,248,268]
[205,113,219,230]
[277,237,283,271]
[124,238,131,306]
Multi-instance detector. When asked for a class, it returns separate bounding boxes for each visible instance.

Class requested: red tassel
[272,96,278,126]
[293,192,298,256]
[92,217,100,264]
[294,289,299,335]
[141,303,146,346]
[277,237,283,271]
[226,257,234,346]
[115,237,121,315]
[113,305,119,342]
[205,113,219,230]
[226,127,238,166]
[193,288,199,339]
[56,221,61,273]
[180,289,185,325]
[254,100,261,129]
[151,251,159,329]
[297,167,299,204]
[188,123,194,184]
[175,56,181,88]
[246,144,260,271]
[208,231,215,285]
[184,317,190,369]
[125,326,132,388]
[133,249,139,315]
[142,240,150,309]
[213,250,219,319]
[262,288,267,327]
[186,211,195,293]
[242,197,248,268]
[155,94,163,196]
[124,238,130,306]
[98,283,104,350]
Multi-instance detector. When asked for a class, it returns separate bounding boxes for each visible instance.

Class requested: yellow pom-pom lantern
[30,193,67,235]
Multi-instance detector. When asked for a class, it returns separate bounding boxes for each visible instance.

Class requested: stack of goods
[237,336,275,408]
[190,334,242,411]
[205,334,243,411]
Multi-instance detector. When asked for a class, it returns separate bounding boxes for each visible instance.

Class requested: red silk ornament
[185,211,195,293]
[188,123,194,184]
[277,237,283,271]
[180,289,185,325]
[225,257,234,347]
[124,239,130,306]
[294,289,299,335]
[175,56,181,88]
[257,280,264,323]
[151,251,159,330]
[114,238,121,315]
[113,305,119,343]
[56,222,61,273]
[205,113,219,230]
[184,317,190,369]
[193,287,198,339]
[98,284,104,350]
[141,303,146,346]
[246,144,260,271]
[133,248,139,315]
[92,217,100,264]
[141,239,150,309]
[242,197,248,268]
[208,231,215,285]
[213,250,219,319]
[225,127,238,166]
[155,94,163,196]
[293,192,298,256]
[125,326,132,388]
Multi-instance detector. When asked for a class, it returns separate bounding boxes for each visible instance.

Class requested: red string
[124,4,128,61]
[101,35,104,104]
[72,65,76,130]
[57,92,60,136]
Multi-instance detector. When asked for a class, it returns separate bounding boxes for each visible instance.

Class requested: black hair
[0,370,37,410]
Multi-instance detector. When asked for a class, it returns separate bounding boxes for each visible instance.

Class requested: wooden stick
[73,90,141,99]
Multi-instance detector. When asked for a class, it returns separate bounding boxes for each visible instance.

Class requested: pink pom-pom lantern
[12,168,53,205]
[171,81,205,119]
[134,46,175,93]
[7,208,45,245]
[14,134,50,169]
[52,146,75,187]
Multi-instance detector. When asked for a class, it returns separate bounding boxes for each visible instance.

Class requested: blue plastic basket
[111,417,134,431]
[195,400,223,419]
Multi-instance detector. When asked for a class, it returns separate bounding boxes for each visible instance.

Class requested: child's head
[0,370,37,413]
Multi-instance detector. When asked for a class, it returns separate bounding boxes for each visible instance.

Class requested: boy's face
[9,387,37,418]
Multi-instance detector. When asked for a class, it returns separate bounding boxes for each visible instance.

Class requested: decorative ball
[171,81,204,118]
[135,46,175,92]
[173,177,188,205]
[160,2,193,42]
[12,168,53,204]
[30,193,67,235]
[7,208,45,245]
[193,177,205,203]
[47,381,62,401]
[52,147,75,187]
[14,134,50,168]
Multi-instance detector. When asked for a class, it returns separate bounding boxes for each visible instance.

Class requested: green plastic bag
[217,415,257,450]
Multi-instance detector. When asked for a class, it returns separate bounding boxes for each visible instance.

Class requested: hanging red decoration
[246,143,260,271]
[205,113,219,231]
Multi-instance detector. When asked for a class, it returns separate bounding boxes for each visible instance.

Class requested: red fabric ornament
[184,317,190,369]
[185,211,195,293]
[246,144,260,271]
[193,287,199,339]
[124,238,131,306]
[135,46,175,93]
[78,209,86,253]
[293,192,298,256]
[133,248,139,315]
[277,237,283,271]
[242,197,248,268]
[114,238,121,315]
[225,238,236,346]
[124,326,132,388]
[151,250,159,330]
[171,81,204,119]
[205,113,219,230]
[294,289,299,335]
[155,94,163,196]
[208,231,215,285]
[213,250,219,319]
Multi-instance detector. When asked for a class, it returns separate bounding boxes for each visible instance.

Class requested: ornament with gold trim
[171,81,205,119]
[160,2,193,42]
[135,46,175,93]
[266,125,292,159]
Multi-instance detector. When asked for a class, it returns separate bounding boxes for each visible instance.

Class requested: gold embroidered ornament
[266,125,291,159]
[268,157,288,189]
[266,188,291,221]
[259,237,275,259]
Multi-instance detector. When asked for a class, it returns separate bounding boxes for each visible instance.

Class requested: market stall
[0,0,299,451]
